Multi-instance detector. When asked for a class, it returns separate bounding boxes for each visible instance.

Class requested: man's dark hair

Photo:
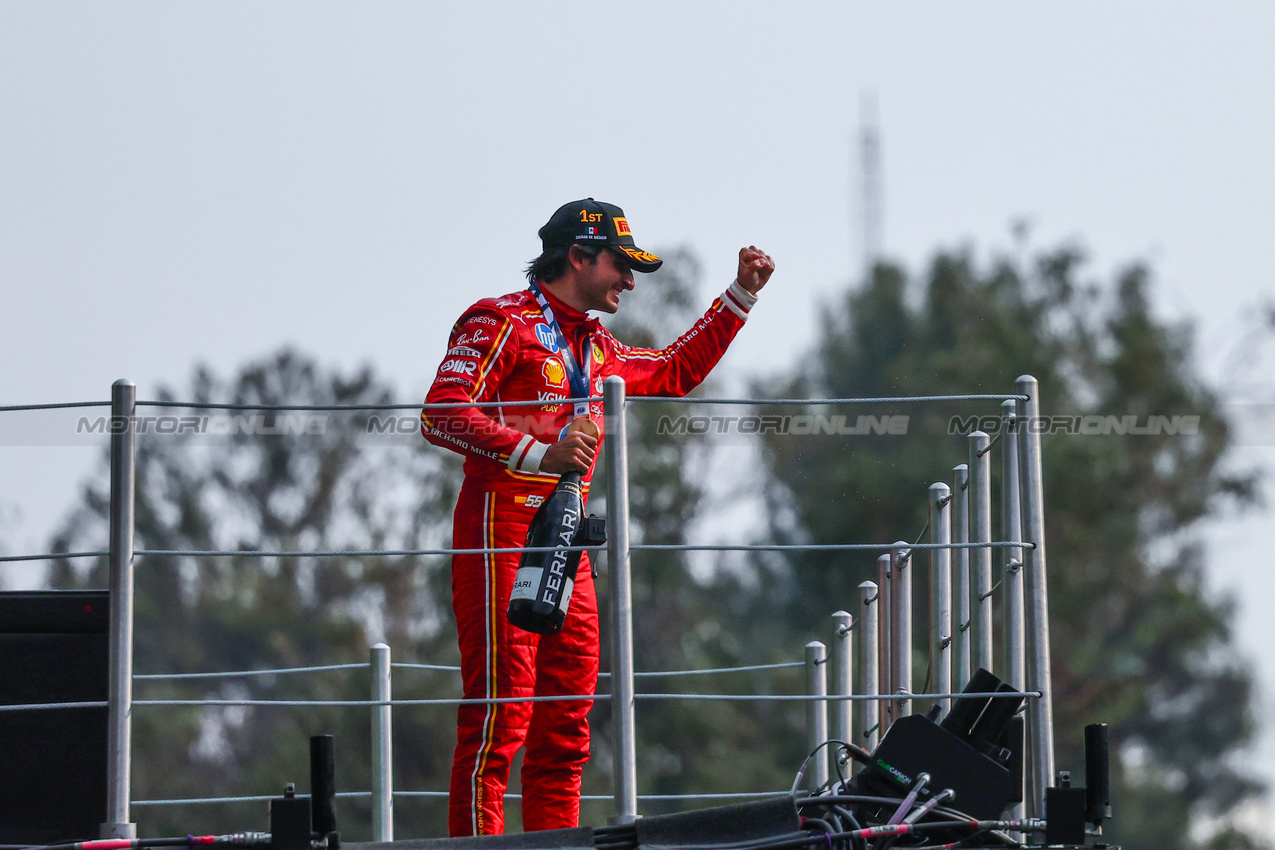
[525,244,603,285]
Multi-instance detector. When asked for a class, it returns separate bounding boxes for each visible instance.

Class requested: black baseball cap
[538,198,663,273]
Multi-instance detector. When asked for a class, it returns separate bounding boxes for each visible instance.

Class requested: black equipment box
[0,590,110,844]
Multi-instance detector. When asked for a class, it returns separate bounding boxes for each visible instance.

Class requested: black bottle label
[508,476,585,634]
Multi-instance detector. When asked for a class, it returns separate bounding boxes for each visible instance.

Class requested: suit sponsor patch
[441,358,478,376]
[534,323,560,353]
[542,358,566,387]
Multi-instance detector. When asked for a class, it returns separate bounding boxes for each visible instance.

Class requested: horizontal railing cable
[128,660,803,680]
[135,663,367,681]
[615,661,805,679]
[633,690,1039,701]
[1,540,1033,564]
[0,549,108,563]
[0,700,109,712]
[133,397,603,411]
[0,688,1030,713]
[631,541,1031,552]
[0,392,1026,415]
[135,791,372,807]
[392,662,462,672]
[120,540,1031,560]
[133,790,789,807]
[132,695,602,707]
[0,400,111,412]
[133,545,601,558]
[630,394,1029,405]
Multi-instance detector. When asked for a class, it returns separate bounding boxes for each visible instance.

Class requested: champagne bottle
[507,419,606,635]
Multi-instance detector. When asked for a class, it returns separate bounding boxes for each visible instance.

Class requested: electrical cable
[797,795,991,825]
[830,806,866,850]
[903,789,956,825]
[791,739,877,796]
[13,836,270,850]
[886,772,930,825]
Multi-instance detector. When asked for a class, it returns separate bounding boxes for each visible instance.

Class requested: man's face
[574,247,635,314]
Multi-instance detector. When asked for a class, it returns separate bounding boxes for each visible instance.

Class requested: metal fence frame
[0,375,1055,838]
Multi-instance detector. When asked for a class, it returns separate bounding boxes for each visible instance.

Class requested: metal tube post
[805,641,829,793]
[103,380,136,839]
[952,464,971,688]
[876,554,892,731]
[830,611,853,780]
[371,643,393,841]
[968,432,994,674]
[890,542,912,719]
[1001,401,1026,692]
[929,483,953,714]
[1017,376,1056,816]
[855,581,880,756]
[603,376,638,823]
[998,398,1027,831]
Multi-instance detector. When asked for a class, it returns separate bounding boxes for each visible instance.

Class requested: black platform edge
[347,798,800,850]
[346,826,594,850]
[634,797,800,847]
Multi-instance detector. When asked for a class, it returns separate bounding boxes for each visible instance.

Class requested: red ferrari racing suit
[422,280,757,835]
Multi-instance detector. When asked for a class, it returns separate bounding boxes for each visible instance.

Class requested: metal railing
[0,375,1055,840]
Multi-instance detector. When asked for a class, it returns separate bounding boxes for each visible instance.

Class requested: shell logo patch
[613,217,632,237]
[591,345,604,366]
[542,357,566,387]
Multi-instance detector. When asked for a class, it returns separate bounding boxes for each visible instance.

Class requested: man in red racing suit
[422,199,775,836]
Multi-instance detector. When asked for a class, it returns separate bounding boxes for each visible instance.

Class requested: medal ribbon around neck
[530,281,592,420]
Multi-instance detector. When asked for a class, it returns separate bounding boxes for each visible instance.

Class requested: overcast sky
[2,1,1273,822]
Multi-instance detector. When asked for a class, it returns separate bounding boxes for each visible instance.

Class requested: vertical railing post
[371,643,393,842]
[830,611,853,781]
[1000,399,1026,825]
[1001,401,1026,691]
[103,379,136,839]
[1016,376,1056,816]
[805,641,829,793]
[929,483,953,714]
[876,554,892,732]
[855,581,880,757]
[952,464,972,689]
[603,376,638,823]
[890,542,912,720]
[968,432,994,674]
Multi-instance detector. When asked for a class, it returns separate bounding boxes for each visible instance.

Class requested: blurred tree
[49,350,462,838]
[748,247,1264,850]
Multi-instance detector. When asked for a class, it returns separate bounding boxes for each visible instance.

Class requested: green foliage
[751,248,1264,850]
